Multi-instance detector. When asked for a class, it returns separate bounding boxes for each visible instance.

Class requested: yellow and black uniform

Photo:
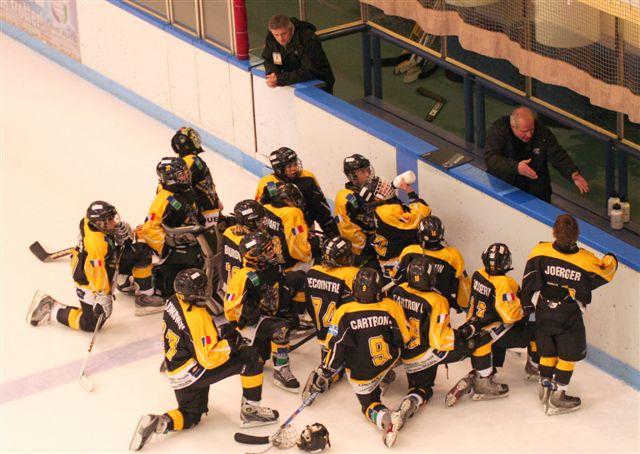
[220,225,245,291]
[391,282,454,403]
[225,264,294,368]
[334,183,375,263]
[522,242,617,387]
[180,153,221,219]
[466,268,534,373]
[139,187,203,296]
[60,217,119,332]
[304,264,359,350]
[159,294,263,432]
[263,203,312,271]
[323,298,411,423]
[256,170,338,237]
[371,194,430,277]
[396,244,470,312]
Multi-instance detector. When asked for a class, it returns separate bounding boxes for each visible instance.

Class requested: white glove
[93,293,113,319]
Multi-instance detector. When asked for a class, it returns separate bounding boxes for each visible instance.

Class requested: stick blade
[234,432,270,445]
[79,373,95,392]
[29,241,51,262]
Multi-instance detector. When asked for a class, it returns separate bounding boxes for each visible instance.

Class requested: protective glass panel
[626,153,639,230]
[321,33,363,100]
[306,0,361,30]
[625,115,640,146]
[246,0,299,55]
[202,0,231,49]
[128,0,168,19]
[171,0,197,33]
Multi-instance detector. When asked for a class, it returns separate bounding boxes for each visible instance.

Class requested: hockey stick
[29,241,73,262]
[416,87,447,122]
[78,313,105,392]
[289,329,317,352]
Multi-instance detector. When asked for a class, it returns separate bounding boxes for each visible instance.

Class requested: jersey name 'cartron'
[350,315,391,330]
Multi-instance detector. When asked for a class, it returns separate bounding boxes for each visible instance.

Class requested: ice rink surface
[1,35,639,453]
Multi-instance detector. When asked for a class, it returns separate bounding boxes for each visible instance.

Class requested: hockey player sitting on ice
[138,157,208,299]
[256,147,338,238]
[395,215,470,313]
[521,214,617,416]
[129,268,278,451]
[446,243,538,407]
[219,200,267,294]
[225,231,301,393]
[304,236,359,362]
[28,201,162,330]
[334,154,377,267]
[359,176,430,280]
[304,268,412,448]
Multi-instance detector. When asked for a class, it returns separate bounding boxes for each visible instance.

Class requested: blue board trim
[2,13,638,388]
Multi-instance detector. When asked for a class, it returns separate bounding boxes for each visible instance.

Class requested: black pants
[535,298,586,361]
[155,246,203,297]
[492,321,536,367]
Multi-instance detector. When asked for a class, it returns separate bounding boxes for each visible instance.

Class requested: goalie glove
[93,293,114,319]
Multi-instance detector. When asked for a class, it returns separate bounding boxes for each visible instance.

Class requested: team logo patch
[248,272,261,287]
[168,196,182,210]
[502,293,516,302]
[201,336,212,346]
[346,193,358,207]
[328,325,338,336]
[291,225,304,235]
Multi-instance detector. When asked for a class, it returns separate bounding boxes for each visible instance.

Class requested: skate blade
[79,373,95,392]
[239,418,280,429]
[26,290,45,325]
[129,415,152,451]
[545,404,581,416]
[135,306,164,316]
[445,380,472,407]
[471,391,509,401]
[273,379,300,394]
[383,413,402,448]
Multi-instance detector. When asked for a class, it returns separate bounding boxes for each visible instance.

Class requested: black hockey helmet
[406,256,437,292]
[353,268,382,304]
[156,156,191,192]
[174,268,208,306]
[171,126,203,156]
[233,200,266,232]
[269,147,302,181]
[481,243,513,276]
[273,182,305,209]
[297,423,331,452]
[418,215,444,247]
[240,231,278,270]
[343,154,374,187]
[322,236,355,268]
[86,200,120,234]
[359,176,395,204]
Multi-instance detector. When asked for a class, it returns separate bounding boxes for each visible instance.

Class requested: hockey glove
[240,303,261,327]
[219,323,245,354]
[309,235,322,261]
[302,367,333,403]
[93,293,114,319]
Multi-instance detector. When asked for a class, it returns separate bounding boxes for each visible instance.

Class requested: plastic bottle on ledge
[393,170,416,188]
[607,192,620,217]
[610,203,624,230]
[619,196,630,223]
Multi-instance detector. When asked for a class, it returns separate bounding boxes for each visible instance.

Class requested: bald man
[484,107,589,203]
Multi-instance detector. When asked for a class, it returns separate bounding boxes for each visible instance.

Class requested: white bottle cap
[393,170,416,188]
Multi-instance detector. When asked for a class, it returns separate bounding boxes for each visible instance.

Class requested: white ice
[1,35,639,453]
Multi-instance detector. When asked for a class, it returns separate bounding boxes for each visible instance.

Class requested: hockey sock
[554,359,575,388]
[476,367,493,378]
[241,373,263,401]
[50,303,64,325]
[165,409,183,431]
[528,342,540,364]
[405,391,425,407]
[271,342,289,367]
[56,305,82,330]
[365,402,387,428]
[539,356,558,380]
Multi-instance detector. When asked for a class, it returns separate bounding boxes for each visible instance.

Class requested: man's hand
[517,159,538,180]
[266,73,278,88]
[571,172,590,194]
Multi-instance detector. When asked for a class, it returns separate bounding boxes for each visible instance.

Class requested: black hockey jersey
[323,298,411,381]
[304,264,359,343]
[181,153,221,214]
[521,242,617,307]
[221,226,244,287]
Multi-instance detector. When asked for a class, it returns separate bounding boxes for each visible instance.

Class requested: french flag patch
[502,293,516,302]
[291,225,304,235]
[201,336,212,346]
[437,314,447,323]
[225,293,236,301]
[90,259,102,267]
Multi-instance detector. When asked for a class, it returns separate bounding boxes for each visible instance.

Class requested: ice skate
[445,370,476,407]
[524,357,539,381]
[134,293,165,316]
[117,275,136,295]
[240,397,279,428]
[26,291,56,326]
[396,395,420,431]
[539,378,553,411]
[472,373,509,400]
[546,389,581,416]
[378,409,402,448]
[379,369,396,396]
[273,364,300,393]
[129,414,169,451]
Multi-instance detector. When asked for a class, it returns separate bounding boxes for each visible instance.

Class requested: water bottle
[393,170,416,188]
[619,197,630,223]
[607,192,620,217]
[610,203,624,230]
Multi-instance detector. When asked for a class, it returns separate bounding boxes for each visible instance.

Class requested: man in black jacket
[262,14,335,94]
[484,107,589,203]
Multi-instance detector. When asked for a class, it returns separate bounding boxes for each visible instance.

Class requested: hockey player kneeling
[446,243,538,407]
[304,268,412,448]
[225,232,301,393]
[28,201,155,330]
[130,268,278,451]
